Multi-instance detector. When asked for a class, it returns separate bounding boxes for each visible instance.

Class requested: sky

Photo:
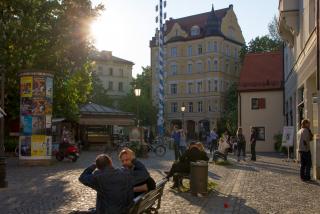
[91,0,279,77]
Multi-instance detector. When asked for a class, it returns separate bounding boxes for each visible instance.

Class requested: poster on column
[21,115,32,135]
[32,116,45,135]
[19,136,31,156]
[21,76,33,97]
[33,77,46,97]
[32,99,46,115]
[46,77,53,99]
[45,136,52,156]
[31,135,46,157]
[21,98,32,115]
[45,98,52,114]
[46,115,52,135]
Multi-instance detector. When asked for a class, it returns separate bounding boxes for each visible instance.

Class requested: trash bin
[190,161,208,196]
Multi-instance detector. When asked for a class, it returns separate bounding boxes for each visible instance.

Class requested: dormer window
[191,25,200,36]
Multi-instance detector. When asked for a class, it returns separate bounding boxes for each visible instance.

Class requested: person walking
[171,125,181,160]
[297,119,313,181]
[250,127,257,161]
[236,127,246,162]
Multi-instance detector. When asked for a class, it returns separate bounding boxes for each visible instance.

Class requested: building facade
[278,0,320,178]
[91,51,134,107]
[238,52,284,152]
[150,5,244,137]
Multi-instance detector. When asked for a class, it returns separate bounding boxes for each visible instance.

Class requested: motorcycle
[55,141,79,162]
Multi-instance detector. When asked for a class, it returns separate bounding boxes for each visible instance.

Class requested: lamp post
[134,88,141,127]
[181,103,186,130]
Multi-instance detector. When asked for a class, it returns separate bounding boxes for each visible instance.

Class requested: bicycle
[146,142,166,157]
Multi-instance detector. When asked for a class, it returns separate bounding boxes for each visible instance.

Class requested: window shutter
[259,98,266,109]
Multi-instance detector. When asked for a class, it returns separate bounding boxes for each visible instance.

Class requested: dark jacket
[79,165,134,214]
[179,147,209,173]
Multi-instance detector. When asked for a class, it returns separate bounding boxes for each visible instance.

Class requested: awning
[79,117,135,126]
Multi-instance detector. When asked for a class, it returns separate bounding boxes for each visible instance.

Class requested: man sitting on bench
[119,148,156,197]
[212,137,231,162]
[165,142,209,189]
[79,154,134,214]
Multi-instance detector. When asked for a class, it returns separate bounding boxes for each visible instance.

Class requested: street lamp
[134,88,141,127]
[181,103,186,130]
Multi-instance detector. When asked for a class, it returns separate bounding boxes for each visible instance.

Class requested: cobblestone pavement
[1,150,320,214]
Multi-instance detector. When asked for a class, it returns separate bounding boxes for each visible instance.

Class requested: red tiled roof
[238,52,283,92]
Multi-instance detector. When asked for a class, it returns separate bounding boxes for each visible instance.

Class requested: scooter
[55,142,79,162]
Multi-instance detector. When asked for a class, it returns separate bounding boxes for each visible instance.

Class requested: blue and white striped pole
[156,0,167,139]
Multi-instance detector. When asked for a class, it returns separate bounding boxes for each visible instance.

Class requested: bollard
[190,161,208,196]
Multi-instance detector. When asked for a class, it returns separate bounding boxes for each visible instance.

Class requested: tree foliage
[89,72,113,107]
[118,67,157,127]
[217,83,238,136]
[0,0,104,120]
[240,15,282,63]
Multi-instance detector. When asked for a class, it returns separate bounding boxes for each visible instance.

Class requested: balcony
[278,0,299,47]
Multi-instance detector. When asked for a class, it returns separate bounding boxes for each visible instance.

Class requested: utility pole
[0,66,7,188]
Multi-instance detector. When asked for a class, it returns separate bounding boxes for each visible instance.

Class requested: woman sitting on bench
[212,136,232,162]
[165,142,209,189]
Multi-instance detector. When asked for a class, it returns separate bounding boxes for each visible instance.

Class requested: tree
[89,72,112,107]
[0,0,104,120]
[240,15,282,63]
[118,67,157,127]
[218,83,238,136]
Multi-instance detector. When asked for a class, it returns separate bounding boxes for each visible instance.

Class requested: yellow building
[278,0,320,179]
[150,5,244,137]
[91,51,134,107]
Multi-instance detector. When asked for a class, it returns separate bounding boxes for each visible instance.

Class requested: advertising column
[19,70,53,165]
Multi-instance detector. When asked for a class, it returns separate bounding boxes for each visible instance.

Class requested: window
[187,82,193,94]
[191,26,200,36]
[208,104,212,112]
[188,102,193,112]
[251,98,266,110]
[118,82,123,91]
[234,48,238,59]
[208,80,212,92]
[213,60,218,71]
[252,127,265,141]
[226,45,230,56]
[108,81,113,91]
[188,46,192,56]
[197,81,202,93]
[109,68,113,76]
[207,59,211,72]
[197,101,203,112]
[198,44,203,55]
[119,69,124,77]
[225,63,229,73]
[171,64,177,75]
[171,103,178,113]
[170,84,177,95]
[213,41,218,52]
[207,42,212,52]
[187,63,192,73]
[171,47,177,57]
[214,80,218,92]
[196,62,203,72]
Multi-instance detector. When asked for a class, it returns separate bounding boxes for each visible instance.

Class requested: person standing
[297,119,313,181]
[209,128,218,155]
[250,127,257,161]
[236,127,246,162]
[171,125,181,160]
[179,129,187,155]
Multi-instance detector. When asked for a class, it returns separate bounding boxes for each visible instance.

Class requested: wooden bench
[129,178,168,214]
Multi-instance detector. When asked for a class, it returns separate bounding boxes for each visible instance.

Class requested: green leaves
[0,0,104,120]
